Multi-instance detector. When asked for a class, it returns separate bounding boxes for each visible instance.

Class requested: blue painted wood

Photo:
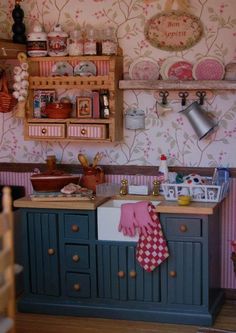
[18,208,224,326]
[127,246,136,300]
[25,211,60,296]
[66,273,91,298]
[165,217,202,238]
[64,213,89,240]
[65,244,89,270]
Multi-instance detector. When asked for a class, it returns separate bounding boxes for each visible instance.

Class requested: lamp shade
[180,101,218,140]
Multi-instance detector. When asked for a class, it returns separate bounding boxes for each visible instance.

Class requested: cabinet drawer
[64,213,89,240]
[67,124,107,139]
[26,123,65,138]
[164,217,202,238]
[66,273,91,298]
[65,244,89,270]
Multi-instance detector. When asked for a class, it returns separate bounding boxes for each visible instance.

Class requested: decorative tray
[30,190,94,201]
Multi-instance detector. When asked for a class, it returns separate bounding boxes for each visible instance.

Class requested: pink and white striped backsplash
[1,170,235,289]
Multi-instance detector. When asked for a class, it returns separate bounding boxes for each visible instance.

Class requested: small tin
[47,24,68,56]
[125,108,145,130]
[27,23,47,57]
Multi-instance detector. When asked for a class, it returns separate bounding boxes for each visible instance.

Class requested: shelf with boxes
[25,55,123,142]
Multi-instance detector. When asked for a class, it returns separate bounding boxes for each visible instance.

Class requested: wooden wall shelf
[119,80,236,91]
[0,39,25,59]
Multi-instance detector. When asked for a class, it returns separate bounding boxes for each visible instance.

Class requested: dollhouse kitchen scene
[0,0,236,333]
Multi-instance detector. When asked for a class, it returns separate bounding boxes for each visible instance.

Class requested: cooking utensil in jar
[78,153,89,168]
[92,152,103,167]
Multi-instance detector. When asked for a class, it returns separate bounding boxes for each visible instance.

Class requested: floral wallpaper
[1,0,236,168]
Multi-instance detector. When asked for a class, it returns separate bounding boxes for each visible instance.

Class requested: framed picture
[76,97,92,118]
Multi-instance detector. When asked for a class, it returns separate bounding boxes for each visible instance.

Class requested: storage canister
[68,29,83,56]
[125,108,145,130]
[47,24,68,56]
[102,27,117,55]
[27,23,47,57]
[84,27,97,55]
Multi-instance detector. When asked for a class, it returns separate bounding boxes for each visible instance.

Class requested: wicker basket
[0,71,17,113]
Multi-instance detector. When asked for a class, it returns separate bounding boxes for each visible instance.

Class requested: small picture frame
[76,97,92,118]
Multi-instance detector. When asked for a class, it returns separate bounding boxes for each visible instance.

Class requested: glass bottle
[84,27,97,55]
[102,27,117,55]
[68,29,83,56]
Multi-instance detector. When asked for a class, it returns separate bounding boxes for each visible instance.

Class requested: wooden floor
[15,301,236,333]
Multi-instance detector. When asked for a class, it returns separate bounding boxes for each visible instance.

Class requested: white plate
[51,61,73,76]
[160,57,182,80]
[74,61,97,76]
[167,60,193,80]
[192,57,225,80]
[129,57,159,80]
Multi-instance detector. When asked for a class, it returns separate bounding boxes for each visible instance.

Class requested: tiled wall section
[1,171,235,289]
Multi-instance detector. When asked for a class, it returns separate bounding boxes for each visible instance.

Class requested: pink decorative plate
[129,58,159,80]
[160,57,182,80]
[193,57,225,80]
[167,61,193,80]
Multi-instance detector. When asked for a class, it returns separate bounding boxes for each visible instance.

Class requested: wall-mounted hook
[178,91,189,106]
[159,91,169,105]
[196,91,206,105]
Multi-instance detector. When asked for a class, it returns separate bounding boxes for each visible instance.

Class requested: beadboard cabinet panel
[17,207,223,326]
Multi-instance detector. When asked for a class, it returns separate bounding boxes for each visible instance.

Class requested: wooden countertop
[13,196,110,210]
[14,194,219,214]
[112,195,219,215]
[155,200,218,215]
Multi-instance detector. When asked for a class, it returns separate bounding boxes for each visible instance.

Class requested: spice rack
[25,55,123,142]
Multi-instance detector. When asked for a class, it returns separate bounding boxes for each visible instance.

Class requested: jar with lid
[47,24,68,56]
[84,27,97,55]
[27,22,47,57]
[102,26,117,55]
[68,29,83,56]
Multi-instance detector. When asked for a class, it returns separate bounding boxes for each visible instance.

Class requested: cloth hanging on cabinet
[118,201,169,272]
[135,202,169,272]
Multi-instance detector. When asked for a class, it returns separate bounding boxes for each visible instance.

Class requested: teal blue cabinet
[18,207,223,326]
[97,243,162,302]
[22,211,60,296]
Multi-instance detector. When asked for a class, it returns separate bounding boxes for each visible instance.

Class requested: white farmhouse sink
[97,199,160,242]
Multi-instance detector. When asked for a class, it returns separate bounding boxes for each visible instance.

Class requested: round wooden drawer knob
[117,271,125,278]
[48,248,55,255]
[71,224,79,232]
[73,283,80,291]
[72,254,80,262]
[169,270,177,278]
[180,224,188,232]
[129,271,137,278]
[41,128,47,134]
[81,128,87,135]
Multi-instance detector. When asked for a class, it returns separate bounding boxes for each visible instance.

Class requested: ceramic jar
[125,108,145,130]
[47,24,68,56]
[27,23,47,57]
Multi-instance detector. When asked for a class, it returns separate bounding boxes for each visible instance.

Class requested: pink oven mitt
[133,201,156,236]
[118,202,137,237]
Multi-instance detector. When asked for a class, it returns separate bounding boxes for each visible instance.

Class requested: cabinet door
[24,211,60,296]
[166,241,202,305]
[97,243,161,302]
